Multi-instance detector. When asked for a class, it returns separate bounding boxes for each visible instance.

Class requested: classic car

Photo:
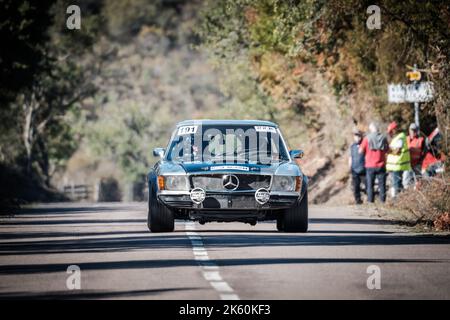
[147,120,308,232]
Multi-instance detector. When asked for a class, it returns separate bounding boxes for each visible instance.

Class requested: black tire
[281,191,308,233]
[148,193,174,233]
[276,216,284,231]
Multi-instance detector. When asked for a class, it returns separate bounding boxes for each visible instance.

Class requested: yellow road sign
[406,71,421,81]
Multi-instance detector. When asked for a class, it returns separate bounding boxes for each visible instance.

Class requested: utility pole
[412,64,420,130]
[414,101,420,130]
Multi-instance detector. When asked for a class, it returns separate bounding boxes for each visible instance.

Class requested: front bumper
[157,190,300,211]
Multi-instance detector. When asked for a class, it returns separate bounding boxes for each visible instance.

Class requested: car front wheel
[279,191,308,233]
[276,215,284,231]
[148,192,174,233]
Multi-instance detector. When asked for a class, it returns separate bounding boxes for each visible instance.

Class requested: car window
[208,133,243,156]
[165,125,289,164]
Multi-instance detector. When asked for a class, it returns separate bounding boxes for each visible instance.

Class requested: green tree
[1,0,100,193]
[198,0,450,154]
[0,0,54,105]
[80,0,223,184]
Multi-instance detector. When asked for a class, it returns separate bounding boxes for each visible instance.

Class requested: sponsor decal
[178,125,198,135]
[255,188,270,204]
[210,165,249,171]
[254,126,277,133]
[190,188,206,204]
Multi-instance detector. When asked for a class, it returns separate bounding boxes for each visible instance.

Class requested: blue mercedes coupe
[147,120,308,232]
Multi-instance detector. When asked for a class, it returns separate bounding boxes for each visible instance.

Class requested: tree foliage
[0,0,99,200]
[2,0,449,204]
[198,0,450,146]
[80,0,222,182]
[0,0,54,105]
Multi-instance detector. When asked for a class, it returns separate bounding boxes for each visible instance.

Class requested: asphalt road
[0,203,449,299]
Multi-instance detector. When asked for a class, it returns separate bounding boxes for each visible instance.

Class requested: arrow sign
[388,82,434,103]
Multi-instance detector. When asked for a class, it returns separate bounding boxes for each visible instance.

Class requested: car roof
[176,119,278,127]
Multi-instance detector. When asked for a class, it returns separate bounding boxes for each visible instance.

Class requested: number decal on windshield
[254,126,277,133]
[177,126,198,135]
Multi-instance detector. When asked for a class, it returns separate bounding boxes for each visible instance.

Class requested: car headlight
[158,175,189,191]
[272,175,301,192]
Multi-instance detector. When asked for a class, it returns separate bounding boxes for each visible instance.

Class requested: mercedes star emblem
[223,175,239,190]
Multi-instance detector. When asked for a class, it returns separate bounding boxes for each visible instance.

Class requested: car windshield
[165,124,289,164]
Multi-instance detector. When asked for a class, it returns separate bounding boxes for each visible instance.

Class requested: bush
[0,164,68,214]
[98,177,122,202]
[395,175,450,230]
[434,213,450,231]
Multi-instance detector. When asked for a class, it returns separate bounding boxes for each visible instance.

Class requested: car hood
[159,161,302,176]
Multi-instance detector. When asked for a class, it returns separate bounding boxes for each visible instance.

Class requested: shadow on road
[309,218,401,225]
[0,219,146,226]
[1,205,449,299]
[2,206,450,270]
[0,287,200,299]
[0,230,150,240]
[1,229,450,257]
[15,205,142,216]
[0,217,406,227]
[0,257,447,276]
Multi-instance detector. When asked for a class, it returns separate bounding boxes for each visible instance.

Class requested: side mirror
[290,149,304,159]
[153,147,165,158]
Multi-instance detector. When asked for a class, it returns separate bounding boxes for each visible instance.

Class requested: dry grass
[394,175,450,231]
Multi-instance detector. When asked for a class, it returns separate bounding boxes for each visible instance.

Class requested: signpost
[387,65,435,130]
[388,82,434,103]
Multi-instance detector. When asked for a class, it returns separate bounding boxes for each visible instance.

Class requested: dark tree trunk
[36,136,50,187]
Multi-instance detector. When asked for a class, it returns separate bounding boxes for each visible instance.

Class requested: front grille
[201,195,258,209]
[191,174,271,191]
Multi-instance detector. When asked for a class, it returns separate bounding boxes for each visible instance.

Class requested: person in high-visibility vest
[386,121,411,198]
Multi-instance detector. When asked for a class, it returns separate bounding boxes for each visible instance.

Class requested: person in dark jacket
[349,128,366,204]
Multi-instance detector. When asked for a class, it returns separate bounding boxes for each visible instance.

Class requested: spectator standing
[405,123,425,187]
[349,128,366,204]
[422,127,445,177]
[386,121,411,198]
[407,123,425,173]
[359,122,389,203]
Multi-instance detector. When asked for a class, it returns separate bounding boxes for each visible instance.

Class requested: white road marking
[194,255,210,261]
[220,294,240,300]
[185,223,240,300]
[193,250,209,256]
[210,281,233,292]
[203,271,222,281]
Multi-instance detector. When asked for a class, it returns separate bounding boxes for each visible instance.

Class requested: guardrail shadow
[9,204,144,216]
[0,287,200,300]
[0,256,446,277]
[0,222,449,257]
